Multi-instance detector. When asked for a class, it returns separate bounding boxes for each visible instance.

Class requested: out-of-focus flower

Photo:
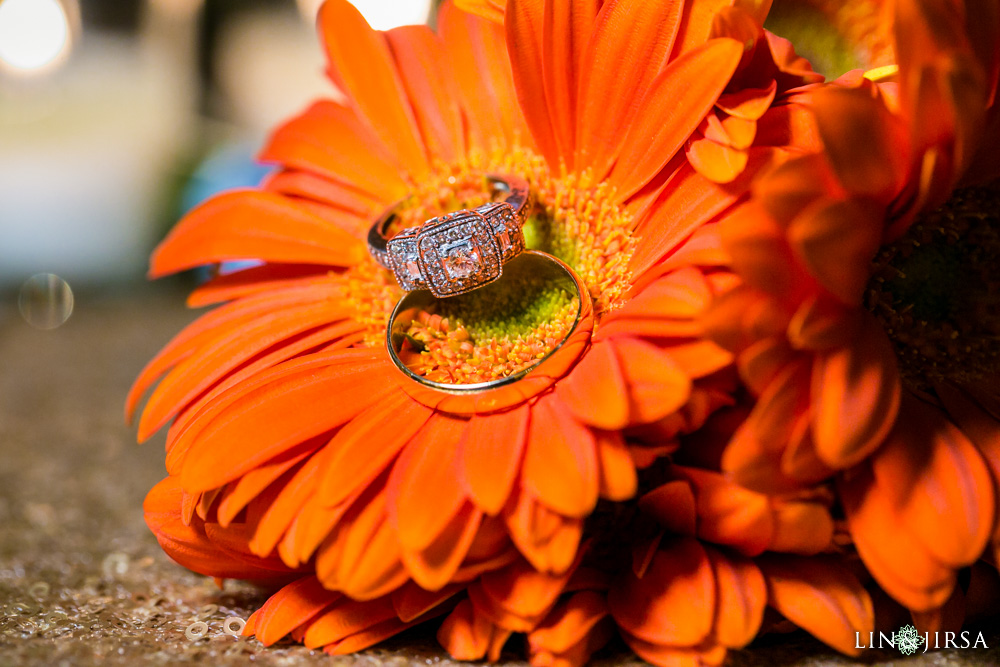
[606,453,873,666]
[130,0,828,659]
[702,0,1000,626]
[764,0,896,76]
[499,447,874,667]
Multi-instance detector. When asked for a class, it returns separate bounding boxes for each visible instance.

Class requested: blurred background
[0,0,438,327]
[0,0,880,329]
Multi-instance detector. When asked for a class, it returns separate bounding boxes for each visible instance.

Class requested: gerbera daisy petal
[601,268,715,343]
[528,591,614,667]
[754,102,823,154]
[672,0,738,58]
[160,319,368,461]
[392,581,465,623]
[438,1,527,150]
[454,0,505,24]
[279,460,361,567]
[809,86,911,200]
[144,477,297,580]
[934,382,1000,496]
[768,497,834,556]
[611,337,692,425]
[630,151,775,279]
[539,0,599,169]
[722,359,811,493]
[675,467,774,556]
[757,554,873,656]
[721,201,816,301]
[179,351,389,492]
[402,503,485,592]
[778,415,837,488]
[506,0,562,167]
[555,340,630,430]
[609,38,744,200]
[638,480,698,539]
[786,197,883,305]
[704,546,766,648]
[130,286,352,438]
[575,0,684,177]
[385,26,466,165]
[140,299,349,439]
[317,0,429,178]
[523,395,600,518]
[595,429,639,501]
[263,169,382,220]
[216,446,313,528]
[437,598,496,660]
[250,456,324,557]
[319,392,434,507]
[473,556,578,631]
[149,190,365,278]
[504,486,583,574]
[686,133,751,184]
[248,576,340,646]
[609,537,715,647]
[737,337,793,397]
[786,293,861,351]
[389,415,469,553]
[318,482,410,600]
[839,463,961,611]
[185,264,335,308]
[810,312,901,468]
[259,101,407,204]
[664,339,734,380]
[300,596,397,649]
[867,396,995,568]
[460,405,531,515]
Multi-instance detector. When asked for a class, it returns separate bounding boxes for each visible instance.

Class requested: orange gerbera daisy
[129,0,829,657]
[701,0,1000,627]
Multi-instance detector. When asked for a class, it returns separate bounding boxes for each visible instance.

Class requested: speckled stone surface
[1,288,998,666]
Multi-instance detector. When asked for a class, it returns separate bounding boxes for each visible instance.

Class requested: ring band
[385,251,594,414]
[368,174,531,298]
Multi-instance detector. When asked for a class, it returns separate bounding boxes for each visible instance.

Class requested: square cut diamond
[475,202,524,262]
[385,227,425,291]
[417,211,501,297]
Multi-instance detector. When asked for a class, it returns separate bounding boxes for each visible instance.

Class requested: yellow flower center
[341,145,637,384]
[867,182,1000,391]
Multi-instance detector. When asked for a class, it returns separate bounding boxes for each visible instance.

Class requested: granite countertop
[1,287,997,666]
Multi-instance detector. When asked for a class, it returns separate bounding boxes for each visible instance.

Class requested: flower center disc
[389,251,582,386]
[346,147,635,391]
[867,182,1000,391]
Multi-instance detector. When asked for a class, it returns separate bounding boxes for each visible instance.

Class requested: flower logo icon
[896,625,925,655]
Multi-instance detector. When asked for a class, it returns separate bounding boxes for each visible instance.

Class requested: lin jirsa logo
[855,624,989,654]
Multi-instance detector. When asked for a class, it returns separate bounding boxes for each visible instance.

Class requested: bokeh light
[297,0,432,30]
[0,0,72,73]
[18,273,74,330]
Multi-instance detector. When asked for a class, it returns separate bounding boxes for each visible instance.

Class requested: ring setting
[368,175,530,298]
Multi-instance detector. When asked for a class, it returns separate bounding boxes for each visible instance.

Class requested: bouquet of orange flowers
[129,0,1000,664]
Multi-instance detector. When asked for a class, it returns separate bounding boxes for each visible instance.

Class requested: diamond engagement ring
[367,174,531,298]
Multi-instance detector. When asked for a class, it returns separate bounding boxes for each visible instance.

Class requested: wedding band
[384,251,594,414]
[368,174,531,298]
